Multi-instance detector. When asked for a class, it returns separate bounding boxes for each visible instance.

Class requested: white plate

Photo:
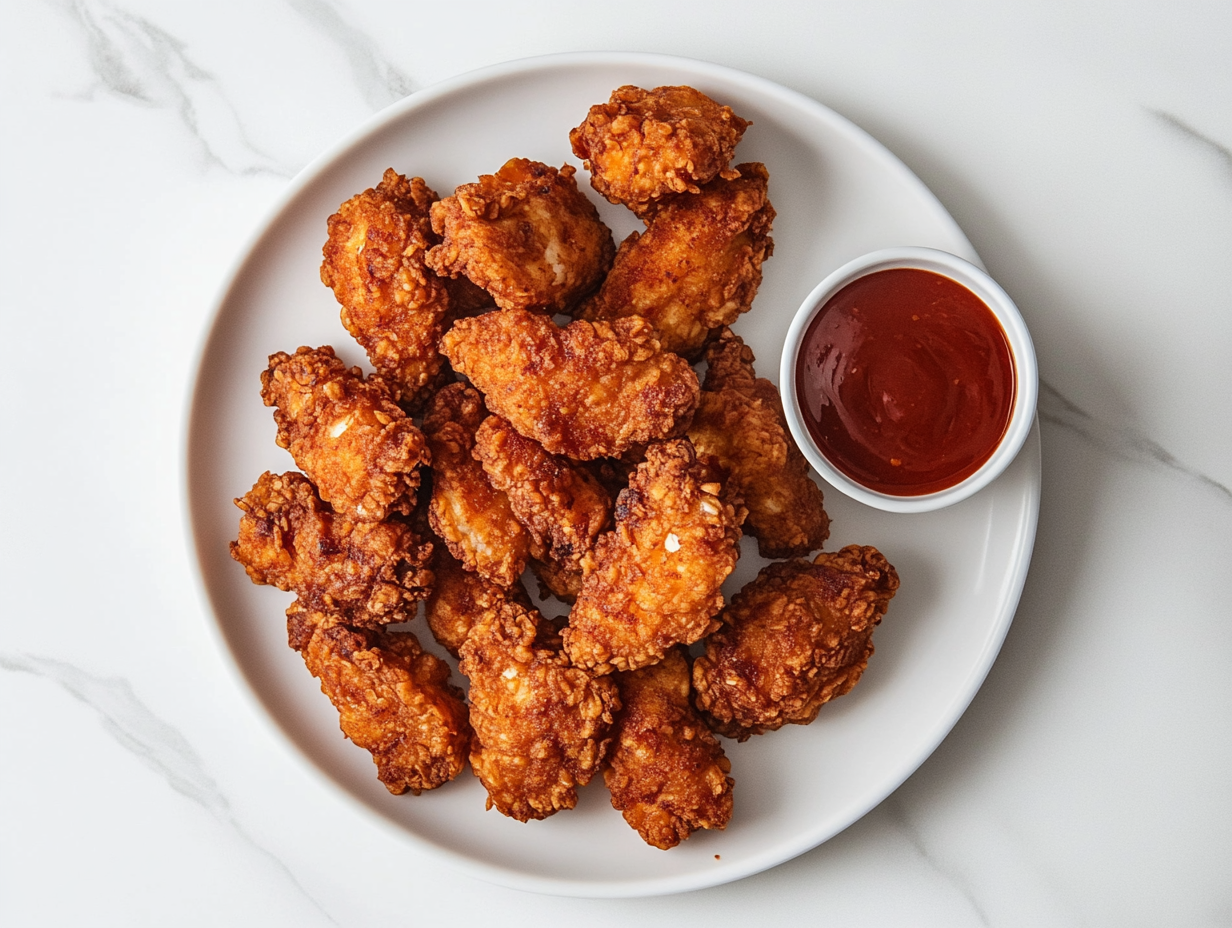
[184,52,1040,898]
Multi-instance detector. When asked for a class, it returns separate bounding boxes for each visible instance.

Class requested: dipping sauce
[795,268,1015,496]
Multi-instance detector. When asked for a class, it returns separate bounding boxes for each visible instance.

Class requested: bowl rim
[779,246,1039,514]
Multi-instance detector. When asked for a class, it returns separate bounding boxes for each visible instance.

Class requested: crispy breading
[422,382,535,587]
[569,85,749,213]
[441,310,700,461]
[473,414,613,572]
[286,602,470,795]
[688,329,830,558]
[320,169,452,409]
[562,440,747,675]
[230,471,432,625]
[576,164,775,358]
[424,544,531,658]
[605,649,733,849]
[425,159,615,313]
[529,555,584,603]
[260,346,427,521]
[693,546,900,741]
[459,601,620,821]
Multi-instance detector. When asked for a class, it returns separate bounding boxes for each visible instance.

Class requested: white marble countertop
[2,2,1229,924]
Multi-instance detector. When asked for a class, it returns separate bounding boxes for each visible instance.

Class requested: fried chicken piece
[441,310,700,460]
[562,440,747,675]
[286,602,470,795]
[425,159,615,313]
[529,555,584,603]
[570,85,750,214]
[261,346,427,521]
[576,164,775,359]
[693,546,900,741]
[605,648,733,849]
[422,382,535,588]
[473,415,613,578]
[687,329,830,558]
[230,471,432,625]
[320,169,452,410]
[459,601,620,821]
[423,545,531,657]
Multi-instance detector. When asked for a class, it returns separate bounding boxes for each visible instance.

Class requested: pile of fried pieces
[230,85,900,851]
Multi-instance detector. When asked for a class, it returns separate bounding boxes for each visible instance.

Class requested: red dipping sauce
[795,268,1015,496]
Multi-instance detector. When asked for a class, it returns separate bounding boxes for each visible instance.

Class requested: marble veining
[53,0,296,176]
[1147,108,1232,176]
[285,0,416,110]
[1038,379,1231,502]
[0,651,339,926]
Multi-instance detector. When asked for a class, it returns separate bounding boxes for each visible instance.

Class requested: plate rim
[181,50,1039,898]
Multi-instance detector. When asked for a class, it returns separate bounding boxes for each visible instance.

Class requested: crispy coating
[261,346,427,521]
[569,85,749,213]
[287,602,470,794]
[230,471,432,625]
[563,440,747,675]
[688,329,830,558]
[459,601,620,821]
[529,555,584,603]
[424,544,531,658]
[473,415,613,574]
[577,164,775,358]
[422,383,535,587]
[320,169,452,409]
[693,546,900,741]
[605,649,733,849]
[441,310,700,460]
[425,159,615,313]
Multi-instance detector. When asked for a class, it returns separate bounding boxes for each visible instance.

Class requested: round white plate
[184,52,1040,898]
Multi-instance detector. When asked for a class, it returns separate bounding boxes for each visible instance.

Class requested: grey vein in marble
[1,652,338,926]
[286,0,416,110]
[54,0,295,177]
[1147,108,1232,177]
[1038,379,1232,503]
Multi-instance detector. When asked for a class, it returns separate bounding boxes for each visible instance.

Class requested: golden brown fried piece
[459,601,620,821]
[423,545,531,658]
[605,649,733,849]
[230,471,432,625]
[570,85,750,213]
[688,329,830,558]
[320,169,451,409]
[441,310,700,461]
[693,546,900,741]
[287,602,470,794]
[577,164,775,358]
[425,159,615,313]
[563,440,747,675]
[422,383,535,587]
[473,415,613,583]
[261,346,427,521]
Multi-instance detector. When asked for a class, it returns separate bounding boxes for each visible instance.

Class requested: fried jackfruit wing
[606,648,733,849]
[441,310,700,461]
[577,164,775,359]
[562,440,747,675]
[260,345,427,521]
[693,546,900,741]
[423,544,532,658]
[423,382,536,588]
[688,328,830,558]
[320,169,452,410]
[230,471,433,625]
[425,158,615,313]
[472,415,613,587]
[459,601,620,821]
[286,602,470,795]
[569,84,749,213]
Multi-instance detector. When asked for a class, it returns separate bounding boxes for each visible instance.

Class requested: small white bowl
[780,246,1038,513]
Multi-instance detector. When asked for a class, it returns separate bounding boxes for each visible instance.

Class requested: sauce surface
[796,268,1015,496]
